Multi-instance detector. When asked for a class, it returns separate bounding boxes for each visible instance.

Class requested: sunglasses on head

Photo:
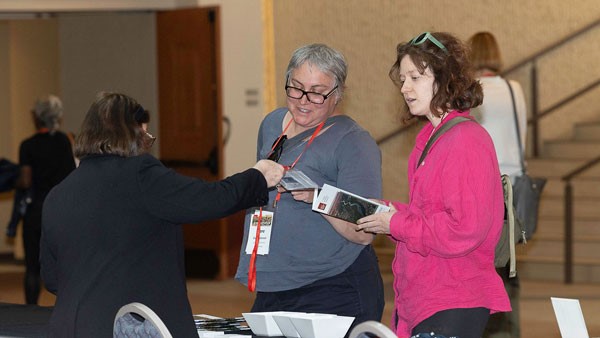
[268,135,287,162]
[410,32,448,54]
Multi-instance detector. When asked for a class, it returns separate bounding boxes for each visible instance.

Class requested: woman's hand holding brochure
[355,203,398,234]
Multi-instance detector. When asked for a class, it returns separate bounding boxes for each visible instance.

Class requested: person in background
[40,92,284,338]
[469,31,528,338]
[16,95,76,305]
[235,43,385,328]
[356,32,510,338]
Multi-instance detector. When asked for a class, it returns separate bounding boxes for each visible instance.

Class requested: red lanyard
[248,118,326,292]
[247,208,263,292]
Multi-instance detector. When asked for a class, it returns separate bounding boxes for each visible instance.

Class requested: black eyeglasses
[285,85,338,104]
[267,135,287,162]
[410,32,448,54]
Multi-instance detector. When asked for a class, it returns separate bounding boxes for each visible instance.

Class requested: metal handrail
[561,155,600,283]
[534,79,600,121]
[503,18,600,157]
[502,18,600,75]
[527,79,600,156]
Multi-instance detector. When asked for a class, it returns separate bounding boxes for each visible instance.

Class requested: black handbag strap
[506,80,527,175]
[417,116,472,170]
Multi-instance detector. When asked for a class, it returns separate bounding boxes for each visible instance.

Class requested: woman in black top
[17,95,76,305]
[40,92,283,337]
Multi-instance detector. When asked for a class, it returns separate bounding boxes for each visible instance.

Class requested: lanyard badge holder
[247,119,325,292]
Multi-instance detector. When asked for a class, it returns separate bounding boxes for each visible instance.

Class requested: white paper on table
[551,297,590,338]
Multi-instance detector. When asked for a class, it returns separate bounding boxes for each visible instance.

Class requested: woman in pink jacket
[357,32,510,338]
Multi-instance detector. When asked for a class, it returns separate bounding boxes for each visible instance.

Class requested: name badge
[245,210,273,255]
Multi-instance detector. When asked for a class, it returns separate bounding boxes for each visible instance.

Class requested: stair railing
[502,18,600,157]
[561,155,600,283]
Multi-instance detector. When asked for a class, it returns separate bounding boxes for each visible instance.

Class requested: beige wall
[0,23,10,253]
[0,22,10,158]
[0,20,60,253]
[58,12,159,156]
[272,0,600,201]
[8,20,60,159]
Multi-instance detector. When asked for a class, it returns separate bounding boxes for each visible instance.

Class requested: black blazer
[40,153,268,337]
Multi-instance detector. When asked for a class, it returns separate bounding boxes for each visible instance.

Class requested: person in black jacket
[17,95,76,305]
[40,92,284,338]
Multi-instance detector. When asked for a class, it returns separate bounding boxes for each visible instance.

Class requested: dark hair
[74,92,153,158]
[468,31,503,73]
[389,32,483,122]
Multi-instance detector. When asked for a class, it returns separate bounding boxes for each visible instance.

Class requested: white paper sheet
[551,297,590,338]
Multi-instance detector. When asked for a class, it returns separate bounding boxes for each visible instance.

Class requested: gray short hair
[33,95,63,131]
[285,44,347,99]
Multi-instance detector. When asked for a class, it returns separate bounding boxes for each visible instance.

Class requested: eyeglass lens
[412,32,428,44]
[410,32,448,53]
[285,86,337,104]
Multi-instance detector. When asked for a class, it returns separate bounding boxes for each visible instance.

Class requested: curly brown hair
[74,92,153,158]
[389,32,483,122]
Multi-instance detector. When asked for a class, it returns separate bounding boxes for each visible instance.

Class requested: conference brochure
[311,183,390,224]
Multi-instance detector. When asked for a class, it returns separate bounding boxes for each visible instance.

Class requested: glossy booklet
[312,184,390,224]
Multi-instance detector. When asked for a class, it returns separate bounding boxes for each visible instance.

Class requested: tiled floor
[1,262,599,337]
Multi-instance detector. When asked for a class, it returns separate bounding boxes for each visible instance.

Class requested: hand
[355,203,398,235]
[253,160,285,188]
[290,189,314,204]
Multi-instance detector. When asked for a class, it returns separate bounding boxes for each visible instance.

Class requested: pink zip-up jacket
[389,111,511,337]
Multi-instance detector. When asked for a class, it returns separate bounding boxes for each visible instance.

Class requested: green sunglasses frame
[410,32,448,54]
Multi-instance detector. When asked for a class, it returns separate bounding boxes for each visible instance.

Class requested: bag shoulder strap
[417,116,472,169]
[506,80,527,174]
[502,174,518,278]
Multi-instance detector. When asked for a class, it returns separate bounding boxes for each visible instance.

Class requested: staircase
[517,120,600,283]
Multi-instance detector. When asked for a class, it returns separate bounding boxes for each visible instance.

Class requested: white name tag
[245,210,273,255]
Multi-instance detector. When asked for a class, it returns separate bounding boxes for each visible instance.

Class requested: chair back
[113,302,173,338]
[348,320,397,338]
